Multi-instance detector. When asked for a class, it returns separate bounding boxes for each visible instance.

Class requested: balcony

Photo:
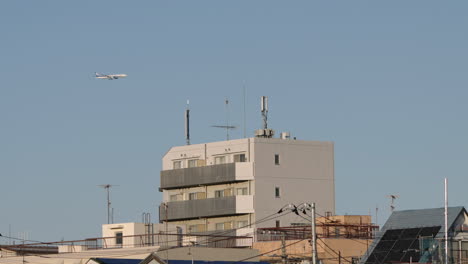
[159,195,254,221]
[160,162,254,190]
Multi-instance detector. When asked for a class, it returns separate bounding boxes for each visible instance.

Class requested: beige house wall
[254,238,371,264]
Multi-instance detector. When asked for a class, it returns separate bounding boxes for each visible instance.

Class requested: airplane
[95,72,128,80]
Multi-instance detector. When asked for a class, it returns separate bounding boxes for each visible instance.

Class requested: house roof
[360,206,467,264]
[87,258,142,264]
[380,206,466,235]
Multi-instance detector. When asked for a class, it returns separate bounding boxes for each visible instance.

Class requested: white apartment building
[158,136,335,237]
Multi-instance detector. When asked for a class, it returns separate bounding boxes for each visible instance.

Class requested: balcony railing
[1,233,254,254]
[160,162,253,190]
[160,195,254,221]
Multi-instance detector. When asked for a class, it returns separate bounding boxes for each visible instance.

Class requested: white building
[159,136,335,237]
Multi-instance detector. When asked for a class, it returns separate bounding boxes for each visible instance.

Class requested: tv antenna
[387,194,399,212]
[212,98,237,140]
[98,184,119,224]
[185,100,190,145]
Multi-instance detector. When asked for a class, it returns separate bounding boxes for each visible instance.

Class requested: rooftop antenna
[255,96,275,138]
[212,98,237,140]
[185,100,190,145]
[387,194,399,212]
[98,184,118,224]
[261,96,268,129]
[243,83,246,138]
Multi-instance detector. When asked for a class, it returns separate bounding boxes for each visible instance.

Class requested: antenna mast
[261,96,268,129]
[212,98,237,140]
[185,100,190,145]
[387,194,399,212]
[99,184,118,224]
[255,96,274,138]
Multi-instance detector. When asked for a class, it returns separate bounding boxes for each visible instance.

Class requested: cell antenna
[212,98,237,140]
[185,100,190,145]
[98,184,119,224]
[255,96,274,138]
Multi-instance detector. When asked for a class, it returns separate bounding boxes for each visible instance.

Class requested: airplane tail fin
[95,72,102,77]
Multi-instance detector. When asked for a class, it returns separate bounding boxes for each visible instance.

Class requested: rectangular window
[188,159,197,168]
[189,225,198,233]
[274,154,280,165]
[115,232,123,245]
[170,194,179,201]
[237,221,248,228]
[234,153,246,163]
[224,188,233,197]
[215,190,224,198]
[276,220,280,228]
[173,160,182,169]
[275,187,281,198]
[197,192,206,199]
[214,156,226,164]
[236,187,248,195]
[215,223,225,230]
[189,193,197,200]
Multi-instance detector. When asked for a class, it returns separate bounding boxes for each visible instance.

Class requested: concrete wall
[254,238,371,264]
[252,138,335,228]
[162,139,250,170]
[101,223,183,249]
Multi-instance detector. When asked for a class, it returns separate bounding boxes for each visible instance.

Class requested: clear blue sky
[1,1,468,242]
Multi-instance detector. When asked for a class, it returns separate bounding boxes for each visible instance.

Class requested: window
[189,193,197,200]
[236,187,248,195]
[115,232,123,245]
[275,187,281,198]
[188,159,197,168]
[274,154,280,165]
[173,160,182,169]
[170,194,179,201]
[276,220,280,228]
[214,156,226,164]
[189,225,198,233]
[234,153,246,163]
[215,223,225,230]
[237,221,248,228]
[215,190,224,198]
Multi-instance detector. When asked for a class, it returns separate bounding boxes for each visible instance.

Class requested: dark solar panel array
[364,226,441,264]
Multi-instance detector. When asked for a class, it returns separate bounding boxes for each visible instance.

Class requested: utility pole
[281,232,287,264]
[311,203,317,264]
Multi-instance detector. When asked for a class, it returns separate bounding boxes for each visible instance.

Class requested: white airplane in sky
[95,72,128,80]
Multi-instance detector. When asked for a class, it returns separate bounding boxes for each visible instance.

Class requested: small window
[215,223,225,231]
[275,187,280,198]
[170,194,179,201]
[188,159,197,168]
[215,190,224,198]
[173,160,182,169]
[189,225,198,233]
[275,220,280,228]
[214,156,226,164]
[234,153,246,163]
[274,154,280,165]
[236,187,248,195]
[237,221,248,228]
[115,232,123,245]
[189,193,197,200]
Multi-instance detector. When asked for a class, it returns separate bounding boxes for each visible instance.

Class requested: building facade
[159,137,335,237]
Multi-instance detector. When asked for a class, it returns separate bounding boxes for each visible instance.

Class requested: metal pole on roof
[311,203,317,264]
[445,178,449,264]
